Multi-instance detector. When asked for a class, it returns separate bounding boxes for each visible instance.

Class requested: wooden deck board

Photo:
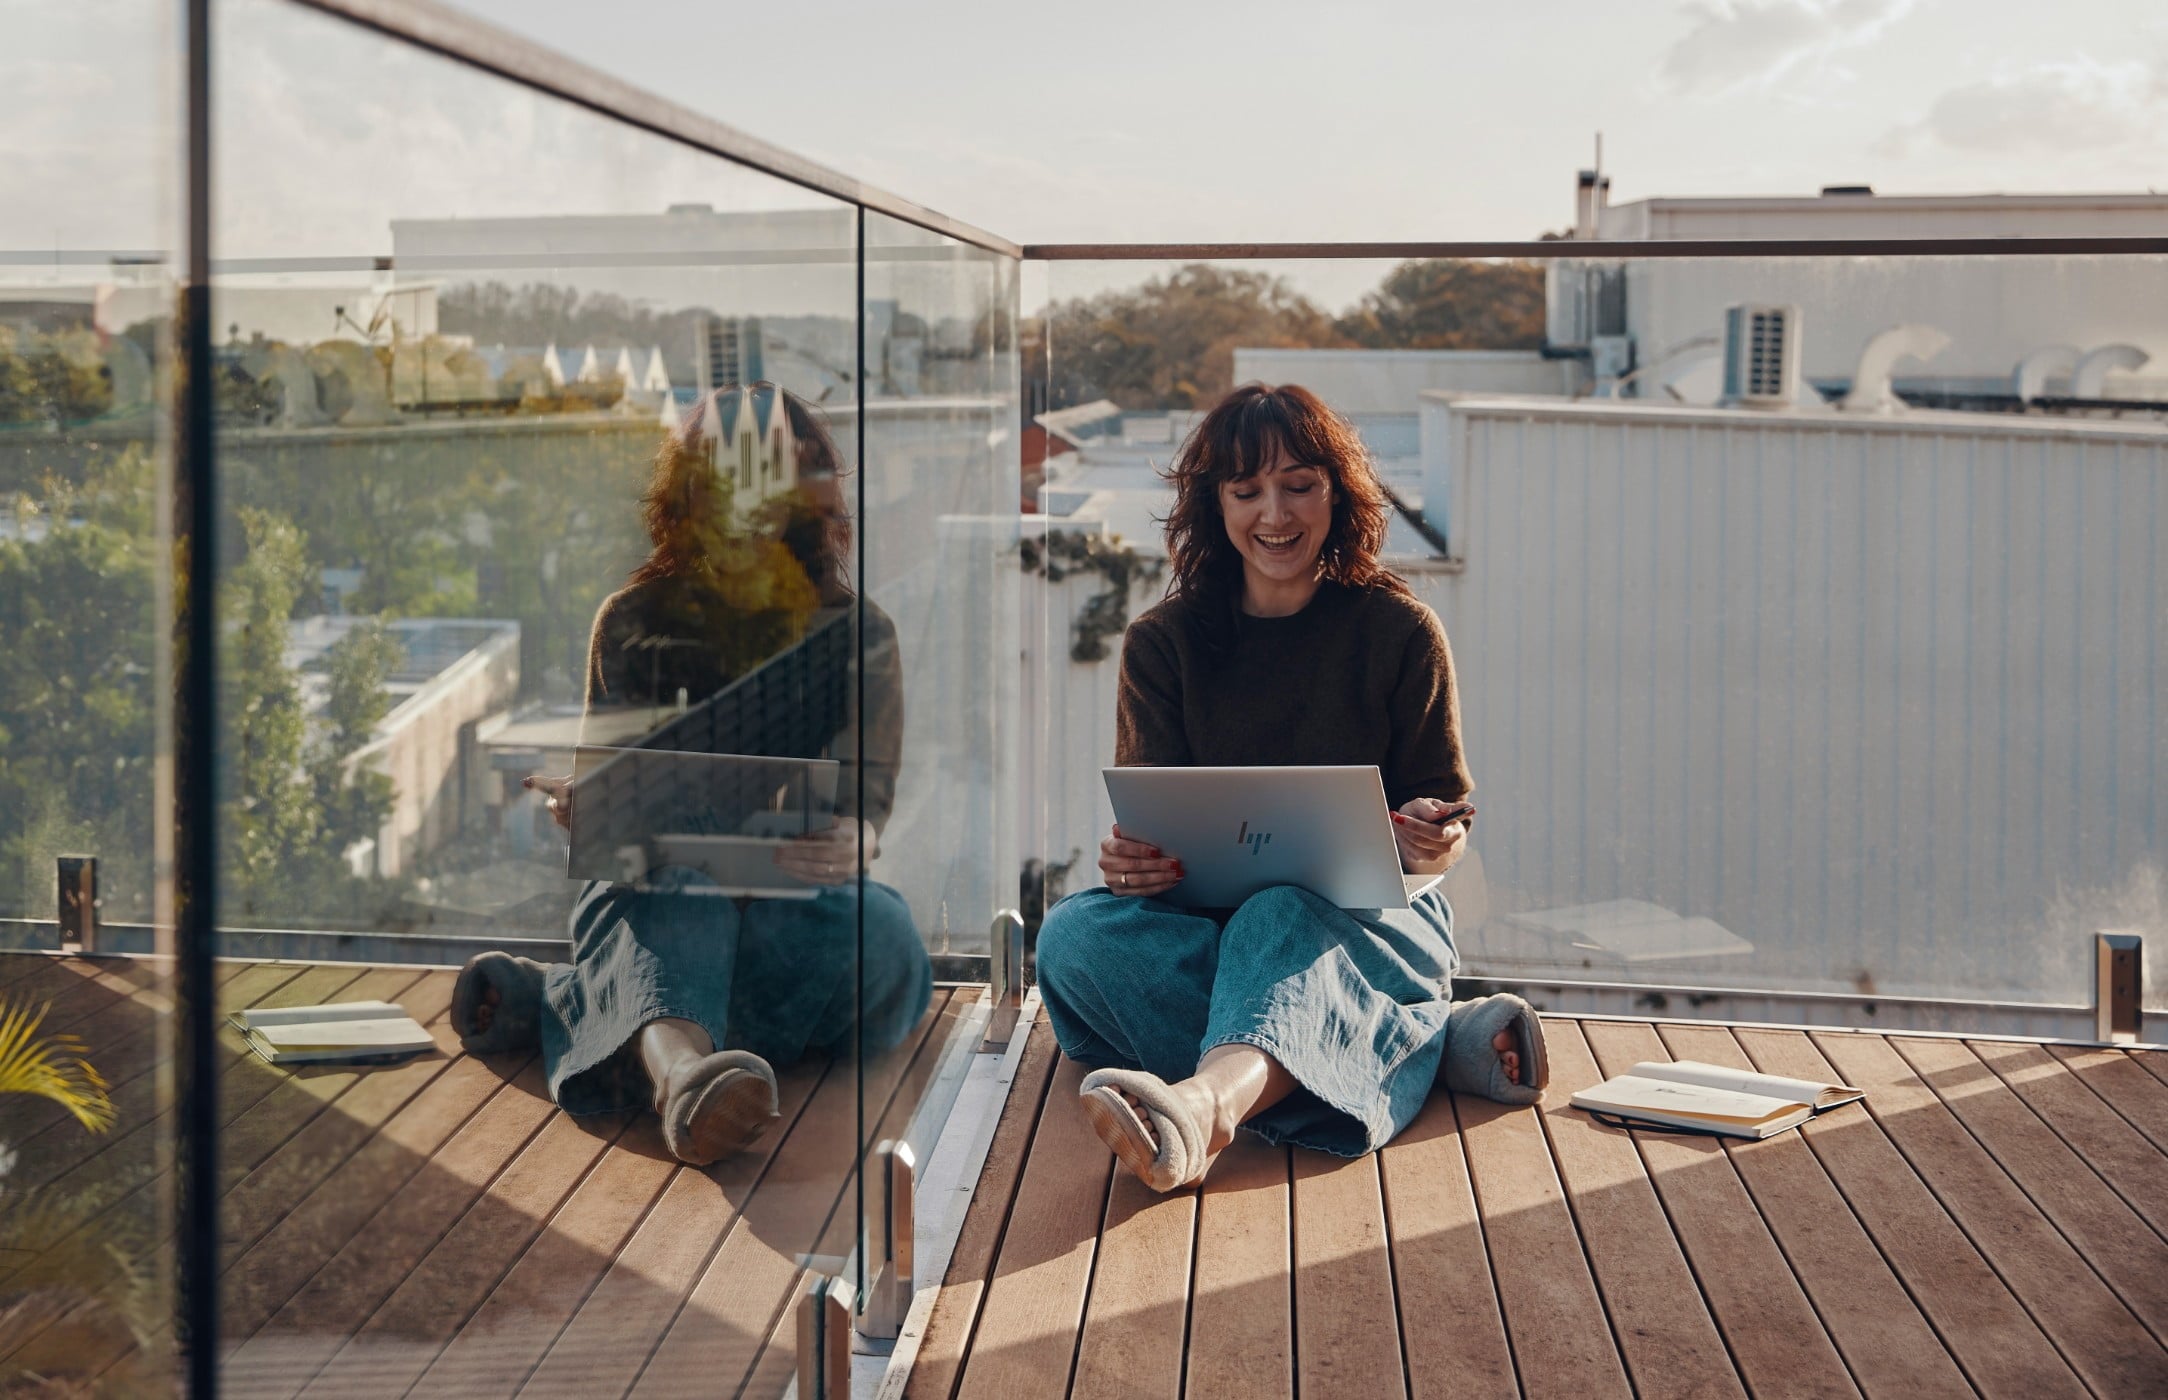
[2044,1041,2168,1152]
[1736,1027,2087,1399]
[1377,1086,1515,1400]
[1969,1039,2168,1236]
[1889,1034,2168,1341]
[1580,1021,1860,1399]
[14,953,2168,1400]
[629,988,965,1398]
[1656,1023,1972,1400]
[1454,1076,1633,1398]
[1811,1030,2168,1395]
[1183,1136,1292,1400]
[1292,1148,1405,1399]
[951,1055,1114,1400]
[1534,1020,1740,1400]
[904,1020,1062,1400]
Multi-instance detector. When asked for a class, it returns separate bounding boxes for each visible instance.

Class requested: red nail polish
[1390,812,1406,825]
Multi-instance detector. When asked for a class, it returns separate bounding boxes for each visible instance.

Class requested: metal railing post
[857,1139,916,1340]
[982,908,1025,1051]
[795,1272,853,1400]
[2096,931,2143,1044]
[57,855,99,956]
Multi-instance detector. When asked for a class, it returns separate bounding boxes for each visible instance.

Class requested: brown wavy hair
[632,382,852,602]
[1162,381,1410,608]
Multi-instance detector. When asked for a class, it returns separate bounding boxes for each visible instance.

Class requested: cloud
[1659,0,1917,97]
[1878,55,2166,157]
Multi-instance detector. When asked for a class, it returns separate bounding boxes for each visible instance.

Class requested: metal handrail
[288,0,1023,260]
[1024,236,2168,260]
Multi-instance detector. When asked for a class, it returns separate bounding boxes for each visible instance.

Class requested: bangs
[1216,389,1332,481]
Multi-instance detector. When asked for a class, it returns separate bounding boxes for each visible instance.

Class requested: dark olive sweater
[1115,581,1474,812]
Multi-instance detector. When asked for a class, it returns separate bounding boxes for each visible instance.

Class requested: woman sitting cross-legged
[1036,382,1548,1193]
[450,383,930,1166]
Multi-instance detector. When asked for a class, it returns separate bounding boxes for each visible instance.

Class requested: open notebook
[1570,1060,1864,1139]
[226,1000,436,1066]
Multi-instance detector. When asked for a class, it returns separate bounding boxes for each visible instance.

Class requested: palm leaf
[0,996,115,1134]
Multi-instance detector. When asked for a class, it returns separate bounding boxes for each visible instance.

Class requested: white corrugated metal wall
[1424,399,2166,1007]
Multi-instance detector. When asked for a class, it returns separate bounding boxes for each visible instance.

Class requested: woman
[1035,383,1547,1193]
[451,383,931,1166]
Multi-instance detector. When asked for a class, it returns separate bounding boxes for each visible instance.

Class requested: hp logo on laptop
[1235,821,1272,856]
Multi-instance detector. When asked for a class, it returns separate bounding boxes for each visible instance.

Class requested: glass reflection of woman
[450,383,931,1166]
[1035,383,1549,1194]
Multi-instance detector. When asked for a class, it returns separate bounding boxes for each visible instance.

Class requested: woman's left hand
[773,818,878,886]
[1392,797,1470,875]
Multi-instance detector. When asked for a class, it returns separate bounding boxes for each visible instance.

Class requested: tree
[0,446,159,919]
[1333,259,1546,350]
[1040,265,1351,410]
[306,619,400,877]
[222,509,315,917]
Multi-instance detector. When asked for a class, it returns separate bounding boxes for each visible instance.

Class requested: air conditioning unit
[1721,304,1801,408]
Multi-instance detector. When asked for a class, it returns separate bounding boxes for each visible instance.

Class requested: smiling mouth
[1254,532,1303,553]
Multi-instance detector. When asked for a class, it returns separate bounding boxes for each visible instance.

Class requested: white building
[1552,178,2168,399]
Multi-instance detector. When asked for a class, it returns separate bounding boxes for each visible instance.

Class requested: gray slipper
[1442,994,1549,1105]
[661,1050,780,1166]
[452,952,548,1054]
[1079,1068,1215,1192]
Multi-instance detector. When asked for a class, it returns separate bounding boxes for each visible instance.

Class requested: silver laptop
[1101,765,1446,910]
[568,746,841,899]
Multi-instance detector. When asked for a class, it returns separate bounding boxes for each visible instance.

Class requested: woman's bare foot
[1493,1027,1520,1084]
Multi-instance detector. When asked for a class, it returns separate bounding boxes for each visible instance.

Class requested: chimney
[1575,170,1600,239]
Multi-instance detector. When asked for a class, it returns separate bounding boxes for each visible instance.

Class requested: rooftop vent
[2072,343,2150,399]
[1721,304,1801,409]
[1820,184,1875,197]
[1841,324,1949,414]
[2012,344,2080,403]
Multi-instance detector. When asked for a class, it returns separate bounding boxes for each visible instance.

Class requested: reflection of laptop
[1101,766,1446,911]
[568,747,840,899]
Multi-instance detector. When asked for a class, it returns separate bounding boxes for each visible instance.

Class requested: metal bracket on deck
[58,856,100,956]
[857,1138,917,1340]
[2096,931,2143,1044]
[981,908,1026,1051]
[796,1271,853,1400]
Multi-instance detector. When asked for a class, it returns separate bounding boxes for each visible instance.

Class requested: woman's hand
[1392,797,1471,875]
[523,774,574,831]
[773,818,878,886]
[1100,823,1183,898]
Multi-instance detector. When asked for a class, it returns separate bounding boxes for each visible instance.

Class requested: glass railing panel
[856,212,1020,1295]
[0,1,179,1393]
[208,0,871,1391]
[1038,252,2168,1024]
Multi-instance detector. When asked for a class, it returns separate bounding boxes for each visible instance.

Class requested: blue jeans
[541,867,932,1115]
[1034,883,1457,1157]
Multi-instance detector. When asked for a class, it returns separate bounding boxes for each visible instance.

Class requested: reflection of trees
[0,448,404,925]
[1032,259,1547,411]
[0,327,114,426]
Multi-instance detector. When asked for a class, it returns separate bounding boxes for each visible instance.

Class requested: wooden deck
[906,1015,2168,1399]
[0,950,969,1398]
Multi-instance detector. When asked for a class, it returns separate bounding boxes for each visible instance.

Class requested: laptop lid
[568,746,840,894]
[1101,765,1441,911]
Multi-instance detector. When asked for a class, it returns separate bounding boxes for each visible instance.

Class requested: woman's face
[1217,439,1333,596]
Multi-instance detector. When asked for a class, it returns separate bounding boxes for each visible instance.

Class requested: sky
[437,0,2168,245]
[6,0,2164,314]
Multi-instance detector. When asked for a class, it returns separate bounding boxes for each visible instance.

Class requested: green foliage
[1042,265,1351,410]
[1019,528,1167,663]
[1034,259,1548,412]
[0,995,114,1133]
[1333,259,1546,350]
[0,446,159,919]
[0,327,115,427]
[305,619,400,885]
[223,509,315,916]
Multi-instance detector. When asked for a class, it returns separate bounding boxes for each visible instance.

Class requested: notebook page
[235,1000,406,1030]
[1629,1059,1839,1107]
[254,1017,431,1049]
[1572,1075,1798,1124]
